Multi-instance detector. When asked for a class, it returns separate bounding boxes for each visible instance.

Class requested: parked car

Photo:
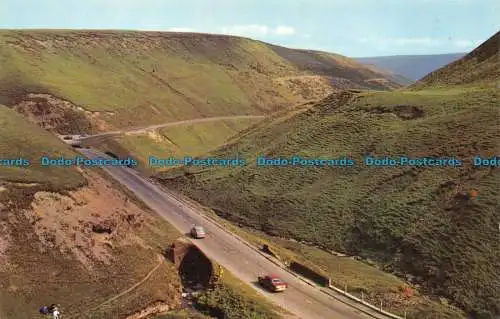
[258,275,288,292]
[190,225,206,239]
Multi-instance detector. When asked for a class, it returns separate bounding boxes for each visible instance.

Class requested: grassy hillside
[413,31,499,87]
[158,84,500,318]
[266,44,404,89]
[356,53,465,82]
[0,106,187,318]
[0,106,289,319]
[99,117,262,175]
[0,105,86,189]
[0,30,400,131]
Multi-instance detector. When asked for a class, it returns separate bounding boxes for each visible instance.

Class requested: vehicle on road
[190,225,206,239]
[61,135,82,147]
[258,275,288,292]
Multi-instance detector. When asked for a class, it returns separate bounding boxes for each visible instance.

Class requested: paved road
[79,148,379,319]
[78,115,264,145]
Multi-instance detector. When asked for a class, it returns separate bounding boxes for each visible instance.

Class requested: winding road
[78,115,264,145]
[78,148,389,319]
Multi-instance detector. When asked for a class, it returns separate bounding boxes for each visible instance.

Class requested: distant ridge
[356,53,465,82]
[413,31,500,87]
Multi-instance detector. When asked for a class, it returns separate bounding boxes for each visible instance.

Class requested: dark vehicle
[258,275,288,292]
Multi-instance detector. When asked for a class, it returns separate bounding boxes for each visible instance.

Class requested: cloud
[451,39,481,48]
[274,25,295,36]
[217,24,296,37]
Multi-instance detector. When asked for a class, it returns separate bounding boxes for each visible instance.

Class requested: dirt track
[88,254,164,312]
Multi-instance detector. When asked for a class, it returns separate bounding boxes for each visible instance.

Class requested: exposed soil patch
[274,75,334,100]
[307,90,356,115]
[0,232,9,267]
[124,301,172,319]
[11,93,107,133]
[20,169,150,269]
[367,105,425,120]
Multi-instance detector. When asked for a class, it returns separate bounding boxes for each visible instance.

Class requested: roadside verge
[149,178,404,319]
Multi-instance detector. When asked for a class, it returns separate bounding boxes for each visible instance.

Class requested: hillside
[0,30,400,132]
[0,106,182,318]
[158,84,499,317]
[0,106,281,319]
[99,117,263,175]
[356,53,465,82]
[413,31,500,87]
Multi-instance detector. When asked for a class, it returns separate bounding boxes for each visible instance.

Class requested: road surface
[78,115,264,146]
[79,148,382,319]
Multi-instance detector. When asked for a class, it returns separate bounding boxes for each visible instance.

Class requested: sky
[1,0,499,57]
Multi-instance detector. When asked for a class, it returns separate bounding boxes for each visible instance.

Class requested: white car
[190,225,206,239]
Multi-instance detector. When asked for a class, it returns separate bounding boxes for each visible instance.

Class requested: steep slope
[356,53,465,82]
[158,87,500,317]
[0,30,401,131]
[0,106,183,318]
[267,44,404,89]
[413,31,500,87]
[358,63,412,86]
[0,106,283,319]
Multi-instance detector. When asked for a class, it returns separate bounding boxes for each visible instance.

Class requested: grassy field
[0,105,86,190]
[158,85,500,318]
[0,30,400,130]
[100,117,262,175]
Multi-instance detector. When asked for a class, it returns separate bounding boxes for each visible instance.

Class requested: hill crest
[413,31,500,87]
[0,30,401,131]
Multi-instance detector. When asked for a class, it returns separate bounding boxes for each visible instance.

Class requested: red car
[258,275,288,292]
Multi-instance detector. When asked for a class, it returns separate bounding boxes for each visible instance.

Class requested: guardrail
[326,285,405,319]
[149,180,408,319]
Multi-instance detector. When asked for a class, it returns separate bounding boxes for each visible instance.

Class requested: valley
[0,23,497,319]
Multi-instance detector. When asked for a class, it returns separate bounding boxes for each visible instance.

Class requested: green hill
[412,31,499,87]
[0,106,281,319]
[0,106,86,188]
[0,106,181,317]
[157,36,500,317]
[99,117,262,175]
[0,30,400,131]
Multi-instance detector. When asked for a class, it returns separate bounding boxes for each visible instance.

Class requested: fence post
[361,292,364,302]
[380,300,383,311]
[404,311,407,319]
[344,284,347,293]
